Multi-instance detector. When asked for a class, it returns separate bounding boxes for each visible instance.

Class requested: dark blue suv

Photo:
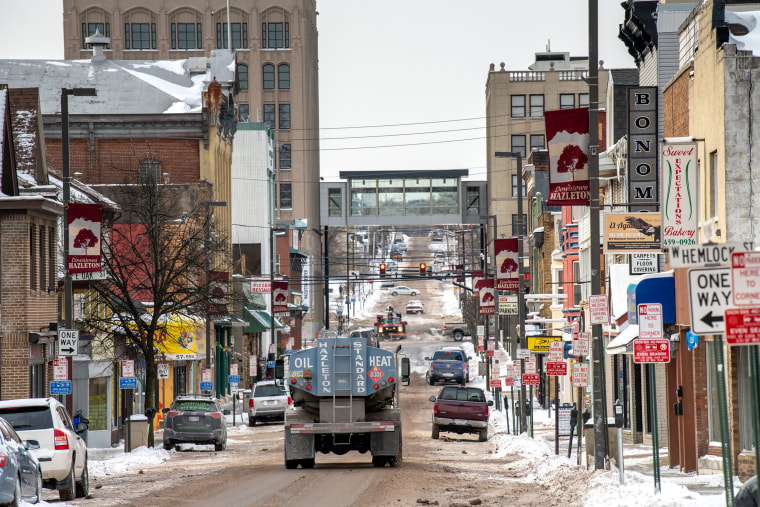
[425,348,471,386]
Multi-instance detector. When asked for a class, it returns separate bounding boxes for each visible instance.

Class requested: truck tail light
[54,429,69,450]
[443,325,447,331]
[485,405,489,417]
[463,363,468,371]
[429,363,434,370]
[249,400,254,408]
[288,396,292,405]
[433,402,439,416]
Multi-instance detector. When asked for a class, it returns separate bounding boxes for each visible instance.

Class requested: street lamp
[62,87,97,332]
[478,214,498,389]
[205,201,227,370]
[494,151,527,434]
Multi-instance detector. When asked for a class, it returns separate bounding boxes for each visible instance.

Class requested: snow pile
[88,445,171,479]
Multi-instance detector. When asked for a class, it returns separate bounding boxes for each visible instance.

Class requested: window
[278,64,290,89]
[239,104,249,122]
[236,64,248,90]
[560,93,575,109]
[511,135,526,159]
[511,214,527,237]
[81,23,110,49]
[572,260,582,306]
[172,23,201,49]
[579,93,589,107]
[125,23,155,50]
[279,144,291,170]
[48,227,55,292]
[30,225,35,290]
[511,95,525,118]
[139,160,161,184]
[262,64,274,89]
[88,377,107,431]
[328,188,342,217]
[529,94,544,118]
[39,228,45,291]
[279,104,291,130]
[530,134,545,152]
[279,183,292,209]
[216,23,247,49]
[466,186,480,216]
[263,104,276,130]
[511,174,526,198]
[263,22,289,49]
[707,151,718,219]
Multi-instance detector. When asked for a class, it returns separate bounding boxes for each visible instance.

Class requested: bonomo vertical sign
[661,141,698,247]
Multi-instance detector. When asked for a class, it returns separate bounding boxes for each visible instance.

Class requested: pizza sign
[368,365,384,382]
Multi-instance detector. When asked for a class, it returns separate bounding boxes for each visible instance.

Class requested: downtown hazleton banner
[494,238,519,291]
[545,107,590,206]
[478,278,495,315]
[471,270,484,296]
[272,280,289,313]
[68,203,102,274]
[660,141,698,247]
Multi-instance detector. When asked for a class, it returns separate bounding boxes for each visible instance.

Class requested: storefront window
[89,377,107,431]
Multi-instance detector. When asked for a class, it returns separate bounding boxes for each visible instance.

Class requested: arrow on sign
[700,311,724,328]
[60,347,75,355]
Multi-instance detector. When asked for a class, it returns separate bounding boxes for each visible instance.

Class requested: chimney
[85,28,110,63]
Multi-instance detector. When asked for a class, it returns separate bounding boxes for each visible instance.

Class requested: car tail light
[210,412,223,419]
[167,410,180,418]
[249,400,254,408]
[0,453,6,467]
[54,429,69,450]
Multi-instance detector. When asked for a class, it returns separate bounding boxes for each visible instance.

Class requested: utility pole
[588,0,607,470]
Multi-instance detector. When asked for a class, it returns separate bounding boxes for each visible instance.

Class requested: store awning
[243,306,284,333]
[627,270,675,324]
[289,247,308,257]
[606,324,639,355]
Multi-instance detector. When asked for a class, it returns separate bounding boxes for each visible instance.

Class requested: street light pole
[495,151,526,433]
[61,87,96,332]
[204,201,227,374]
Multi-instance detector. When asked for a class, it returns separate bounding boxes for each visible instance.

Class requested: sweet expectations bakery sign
[660,141,697,247]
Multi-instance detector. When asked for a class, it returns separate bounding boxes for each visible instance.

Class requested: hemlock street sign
[668,241,754,269]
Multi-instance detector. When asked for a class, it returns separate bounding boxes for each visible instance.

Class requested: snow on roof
[0,50,235,116]
[727,10,760,53]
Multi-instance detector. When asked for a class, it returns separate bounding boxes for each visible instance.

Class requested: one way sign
[688,267,733,335]
[57,330,79,357]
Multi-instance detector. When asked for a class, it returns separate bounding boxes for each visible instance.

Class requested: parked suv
[249,381,291,426]
[162,395,228,451]
[0,398,89,501]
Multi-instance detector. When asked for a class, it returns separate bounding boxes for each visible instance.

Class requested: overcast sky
[0,1,636,181]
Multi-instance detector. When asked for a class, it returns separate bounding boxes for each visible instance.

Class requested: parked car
[0,416,42,505]
[249,381,291,426]
[425,348,470,385]
[405,300,424,314]
[429,385,492,441]
[162,395,228,451]
[0,398,88,501]
[389,286,420,296]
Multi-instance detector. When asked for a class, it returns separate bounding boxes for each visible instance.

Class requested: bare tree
[83,178,231,447]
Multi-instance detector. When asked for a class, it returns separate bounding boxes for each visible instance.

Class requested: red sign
[490,379,502,388]
[572,363,588,387]
[503,376,514,387]
[478,279,495,315]
[546,362,567,376]
[726,308,760,345]
[54,358,68,380]
[249,278,271,294]
[368,365,384,382]
[637,303,663,339]
[522,373,540,385]
[524,356,537,375]
[495,238,519,291]
[731,252,760,306]
[633,339,670,363]
[67,203,103,274]
[589,295,608,324]
[545,107,590,206]
[272,280,289,313]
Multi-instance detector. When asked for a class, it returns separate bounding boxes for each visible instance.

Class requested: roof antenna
[546,39,551,53]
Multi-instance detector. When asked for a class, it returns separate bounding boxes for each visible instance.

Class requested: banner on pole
[494,238,519,291]
[68,203,102,274]
[545,107,590,206]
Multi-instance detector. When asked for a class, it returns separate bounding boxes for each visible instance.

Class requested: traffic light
[379,262,387,278]
[419,262,427,276]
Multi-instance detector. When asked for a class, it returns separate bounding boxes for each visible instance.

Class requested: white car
[0,398,89,501]
[249,381,291,426]
[389,286,420,296]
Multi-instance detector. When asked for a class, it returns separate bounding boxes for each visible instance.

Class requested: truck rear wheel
[285,459,299,469]
[301,458,315,469]
[479,429,488,442]
[432,424,440,439]
[372,456,387,467]
[453,330,464,341]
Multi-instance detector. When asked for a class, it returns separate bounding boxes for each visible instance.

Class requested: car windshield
[439,388,485,402]
[0,406,54,430]
[173,400,216,412]
[254,385,286,397]
[432,351,462,361]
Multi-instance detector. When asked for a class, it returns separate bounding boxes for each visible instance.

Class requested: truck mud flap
[285,426,315,461]
[370,422,401,457]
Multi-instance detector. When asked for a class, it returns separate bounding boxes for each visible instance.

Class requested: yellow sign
[604,212,662,253]
[155,315,206,359]
[527,335,562,353]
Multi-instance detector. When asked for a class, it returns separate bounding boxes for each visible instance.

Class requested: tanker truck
[280,332,402,469]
